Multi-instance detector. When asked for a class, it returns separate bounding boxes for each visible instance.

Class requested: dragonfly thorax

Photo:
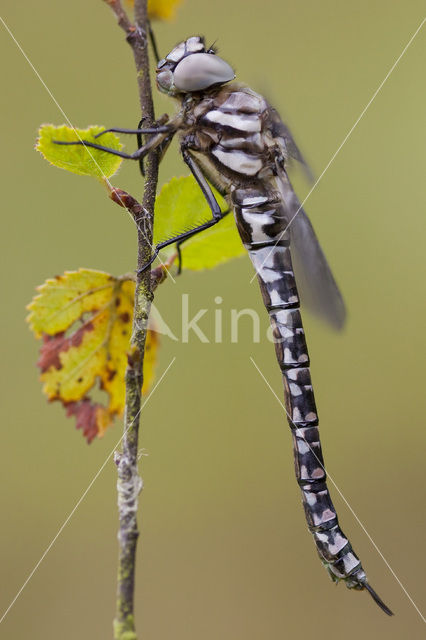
[156,36,235,96]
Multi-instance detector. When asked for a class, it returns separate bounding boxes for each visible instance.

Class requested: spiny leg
[176,208,232,274]
[138,149,227,274]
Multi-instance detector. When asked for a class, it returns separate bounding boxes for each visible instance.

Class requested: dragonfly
[56,35,392,615]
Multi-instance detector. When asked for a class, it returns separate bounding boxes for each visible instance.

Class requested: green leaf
[154,176,245,270]
[36,124,123,180]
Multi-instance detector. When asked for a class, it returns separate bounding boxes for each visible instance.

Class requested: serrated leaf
[154,176,245,271]
[27,269,158,443]
[36,125,123,180]
[66,400,112,445]
[126,0,183,20]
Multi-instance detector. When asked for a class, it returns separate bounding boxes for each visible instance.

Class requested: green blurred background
[1,1,425,638]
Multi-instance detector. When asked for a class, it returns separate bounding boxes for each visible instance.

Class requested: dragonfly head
[156,36,235,96]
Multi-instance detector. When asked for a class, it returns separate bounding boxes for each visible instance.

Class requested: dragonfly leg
[148,20,161,63]
[181,148,225,219]
[138,149,227,274]
[93,124,172,138]
[89,117,174,175]
[176,242,183,275]
[53,139,145,160]
[176,208,231,274]
[53,126,174,161]
[134,116,174,178]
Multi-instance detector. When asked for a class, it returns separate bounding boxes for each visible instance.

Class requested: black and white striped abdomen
[231,183,371,591]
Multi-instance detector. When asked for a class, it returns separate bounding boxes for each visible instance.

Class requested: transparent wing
[265,104,314,182]
[275,167,346,330]
[289,208,346,330]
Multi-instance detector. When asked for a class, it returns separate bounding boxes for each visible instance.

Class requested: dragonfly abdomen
[232,183,376,596]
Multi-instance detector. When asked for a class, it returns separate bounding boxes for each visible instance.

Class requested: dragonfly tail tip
[364,581,394,616]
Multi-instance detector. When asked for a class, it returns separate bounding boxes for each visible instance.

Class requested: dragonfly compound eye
[156,69,175,93]
[173,53,235,93]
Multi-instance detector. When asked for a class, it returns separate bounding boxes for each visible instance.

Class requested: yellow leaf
[27,269,159,442]
[142,329,158,394]
[126,0,184,21]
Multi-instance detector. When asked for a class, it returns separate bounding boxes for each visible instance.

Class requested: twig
[105,0,134,32]
[110,187,172,290]
[103,1,160,638]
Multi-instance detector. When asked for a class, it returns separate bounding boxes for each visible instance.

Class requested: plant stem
[104,1,159,638]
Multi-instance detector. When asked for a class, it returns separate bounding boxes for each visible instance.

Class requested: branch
[110,187,172,290]
[104,1,160,638]
[105,0,134,32]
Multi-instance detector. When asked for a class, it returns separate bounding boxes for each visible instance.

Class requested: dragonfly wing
[276,153,346,329]
[274,166,346,330]
[266,104,314,182]
[289,207,346,330]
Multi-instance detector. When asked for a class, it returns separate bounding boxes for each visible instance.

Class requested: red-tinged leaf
[27,269,160,443]
[66,399,112,444]
[37,325,94,373]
